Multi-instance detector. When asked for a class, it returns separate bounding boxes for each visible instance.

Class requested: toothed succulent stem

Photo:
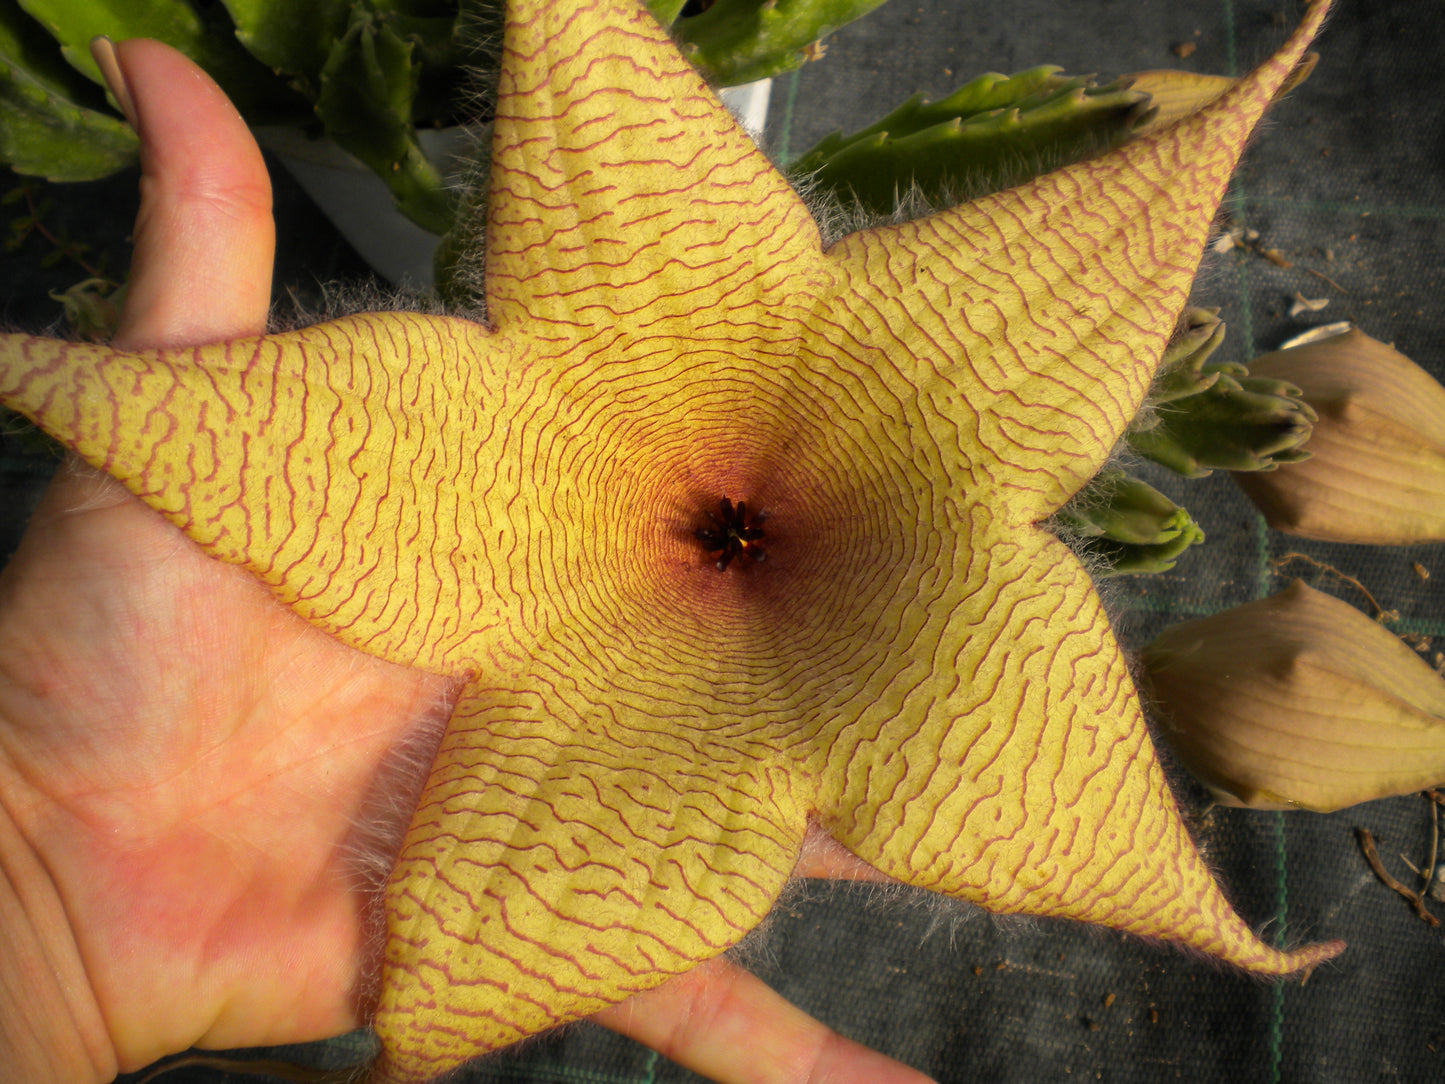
[2,0,897,227]
[788,67,1153,214]
[671,0,892,86]
[315,9,456,235]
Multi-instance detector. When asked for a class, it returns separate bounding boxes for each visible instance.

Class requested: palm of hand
[0,34,449,1073]
[0,464,449,1061]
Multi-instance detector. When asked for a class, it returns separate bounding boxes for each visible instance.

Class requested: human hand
[0,35,456,1081]
[0,39,932,1084]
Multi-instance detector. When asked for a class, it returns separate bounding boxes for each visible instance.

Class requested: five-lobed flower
[0,1,1339,1080]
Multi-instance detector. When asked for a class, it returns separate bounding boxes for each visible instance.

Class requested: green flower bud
[1149,307,1230,404]
[1140,581,1445,812]
[1128,370,1317,477]
[1054,469,1204,575]
[1234,328,1445,543]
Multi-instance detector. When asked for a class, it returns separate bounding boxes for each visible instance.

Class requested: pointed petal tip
[1265,936,1346,979]
[1267,0,1333,92]
[1167,925,1344,980]
[1188,0,1328,131]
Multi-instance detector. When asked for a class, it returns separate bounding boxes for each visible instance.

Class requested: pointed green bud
[1150,307,1231,404]
[1054,469,1204,575]
[1234,328,1445,543]
[1141,581,1445,812]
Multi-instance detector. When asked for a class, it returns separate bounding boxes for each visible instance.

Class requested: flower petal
[815,529,1339,973]
[374,679,808,1081]
[485,0,824,337]
[0,315,515,672]
[1236,328,1445,542]
[825,2,1330,515]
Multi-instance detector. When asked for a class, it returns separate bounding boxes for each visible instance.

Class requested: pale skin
[0,39,932,1084]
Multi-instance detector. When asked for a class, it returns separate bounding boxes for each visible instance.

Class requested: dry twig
[1271,554,1397,622]
[1356,827,1439,927]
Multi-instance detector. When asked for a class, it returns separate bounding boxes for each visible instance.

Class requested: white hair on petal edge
[341,678,459,1016]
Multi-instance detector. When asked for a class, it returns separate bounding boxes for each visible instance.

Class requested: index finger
[594,956,937,1084]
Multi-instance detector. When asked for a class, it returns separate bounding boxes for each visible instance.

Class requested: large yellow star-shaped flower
[0,1,1338,1080]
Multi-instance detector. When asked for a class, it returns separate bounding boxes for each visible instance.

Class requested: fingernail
[90,36,138,130]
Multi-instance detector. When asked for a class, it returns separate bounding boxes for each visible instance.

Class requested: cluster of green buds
[1140,581,1445,812]
[1125,325,1445,813]
[1052,469,1203,577]
[1033,138,1437,632]
[1127,308,1317,477]
[1050,308,1317,576]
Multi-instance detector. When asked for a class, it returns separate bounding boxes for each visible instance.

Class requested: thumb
[93,37,274,351]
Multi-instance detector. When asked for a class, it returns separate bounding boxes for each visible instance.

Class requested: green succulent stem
[673,0,892,86]
[788,66,1153,214]
[0,2,137,180]
[645,0,689,26]
[20,0,304,120]
[315,7,456,235]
